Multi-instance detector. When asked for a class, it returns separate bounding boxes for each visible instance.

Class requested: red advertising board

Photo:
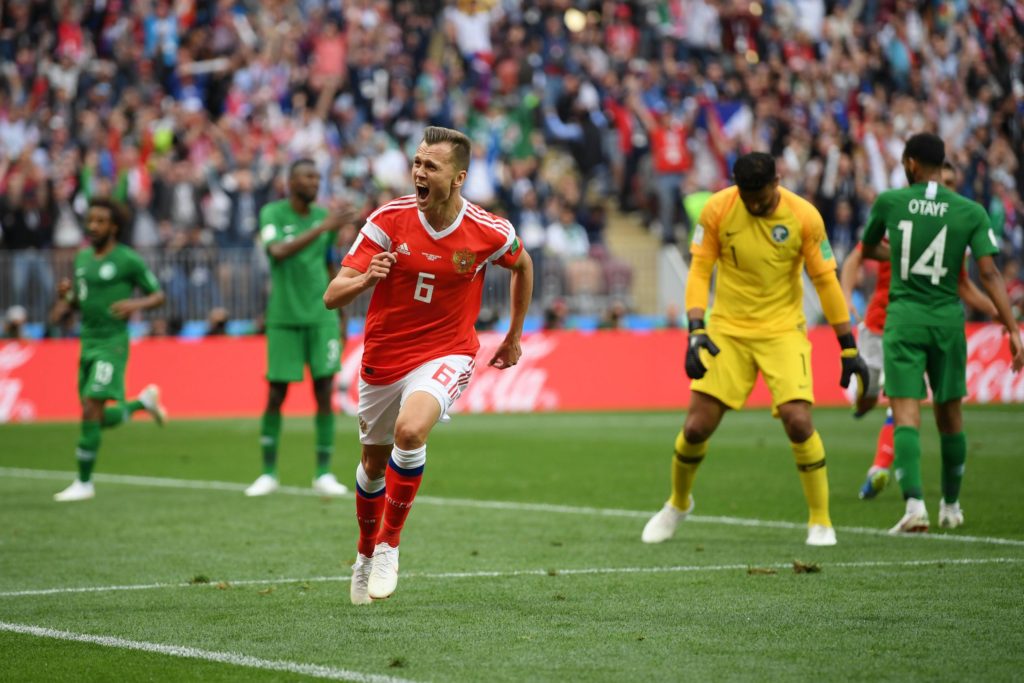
[1,325,1021,423]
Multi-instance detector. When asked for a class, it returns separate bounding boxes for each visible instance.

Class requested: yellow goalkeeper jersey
[690,185,836,338]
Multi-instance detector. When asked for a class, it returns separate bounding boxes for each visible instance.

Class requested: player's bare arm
[323,252,397,310]
[861,241,889,261]
[489,249,534,369]
[838,248,863,322]
[110,291,166,320]
[958,277,998,319]
[266,206,355,261]
[975,254,1024,372]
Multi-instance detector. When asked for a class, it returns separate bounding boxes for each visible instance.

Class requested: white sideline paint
[1,557,1021,599]
[0,621,414,683]
[3,467,1024,547]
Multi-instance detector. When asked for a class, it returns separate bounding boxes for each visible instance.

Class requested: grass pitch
[2,407,1023,681]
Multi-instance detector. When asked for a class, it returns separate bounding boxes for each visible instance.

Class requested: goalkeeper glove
[838,333,870,396]
[686,319,720,380]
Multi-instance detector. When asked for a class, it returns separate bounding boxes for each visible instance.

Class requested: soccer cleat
[138,384,167,426]
[858,468,890,500]
[312,473,349,497]
[244,474,279,497]
[53,479,95,502]
[888,498,929,535]
[350,554,373,605]
[640,497,694,544]
[367,542,400,599]
[806,524,837,546]
[938,500,964,529]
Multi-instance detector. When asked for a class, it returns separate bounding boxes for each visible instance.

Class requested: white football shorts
[357,354,475,445]
[857,321,884,398]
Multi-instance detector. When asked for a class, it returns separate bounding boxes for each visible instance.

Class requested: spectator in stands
[1,0,1022,333]
[2,304,27,340]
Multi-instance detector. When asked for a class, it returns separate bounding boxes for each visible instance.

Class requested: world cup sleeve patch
[693,224,704,246]
[820,237,834,260]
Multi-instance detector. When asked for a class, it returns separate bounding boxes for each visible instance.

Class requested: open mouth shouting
[416,183,430,205]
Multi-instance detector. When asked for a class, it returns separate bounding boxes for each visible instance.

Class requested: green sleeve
[970,204,1000,259]
[862,193,888,246]
[259,204,283,248]
[133,252,162,295]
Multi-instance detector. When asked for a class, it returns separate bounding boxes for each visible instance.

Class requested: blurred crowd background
[1,0,1023,340]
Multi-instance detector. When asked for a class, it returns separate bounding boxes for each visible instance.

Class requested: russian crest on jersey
[452,248,476,274]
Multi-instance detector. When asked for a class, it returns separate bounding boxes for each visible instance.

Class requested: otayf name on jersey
[907,199,949,217]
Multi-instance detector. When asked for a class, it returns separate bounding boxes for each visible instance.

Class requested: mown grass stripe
[4,467,1023,548]
[2,557,1021,598]
[0,621,415,683]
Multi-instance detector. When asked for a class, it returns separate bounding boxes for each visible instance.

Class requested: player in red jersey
[324,126,534,604]
[840,160,997,499]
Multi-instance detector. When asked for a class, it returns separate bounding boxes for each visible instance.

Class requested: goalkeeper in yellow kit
[642,152,869,546]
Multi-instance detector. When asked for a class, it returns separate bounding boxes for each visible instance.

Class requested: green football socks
[940,432,967,504]
[893,426,923,500]
[76,420,101,483]
[260,412,282,475]
[315,412,334,477]
[101,400,144,428]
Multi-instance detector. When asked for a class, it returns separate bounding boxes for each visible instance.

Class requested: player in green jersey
[52,198,167,502]
[245,159,356,497]
[861,133,1024,533]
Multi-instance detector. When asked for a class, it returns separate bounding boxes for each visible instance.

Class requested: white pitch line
[2,557,1022,598]
[0,621,415,683]
[3,466,1024,548]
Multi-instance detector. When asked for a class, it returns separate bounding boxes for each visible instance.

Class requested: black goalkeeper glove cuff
[686,319,719,380]
[838,334,869,391]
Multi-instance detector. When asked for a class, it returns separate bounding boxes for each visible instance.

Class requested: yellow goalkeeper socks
[669,431,706,511]
[791,431,831,527]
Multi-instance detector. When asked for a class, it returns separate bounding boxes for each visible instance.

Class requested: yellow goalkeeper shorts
[690,328,815,413]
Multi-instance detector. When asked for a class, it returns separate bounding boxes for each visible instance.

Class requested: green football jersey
[74,244,161,346]
[862,181,998,327]
[259,200,336,326]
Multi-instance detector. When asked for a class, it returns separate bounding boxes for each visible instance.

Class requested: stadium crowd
[1,0,1023,336]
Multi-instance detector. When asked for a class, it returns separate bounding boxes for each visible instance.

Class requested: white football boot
[350,554,373,605]
[806,524,837,546]
[938,500,964,529]
[244,474,279,497]
[368,542,400,599]
[889,497,929,534]
[641,496,695,544]
[312,473,349,497]
[54,479,95,502]
[138,384,167,426]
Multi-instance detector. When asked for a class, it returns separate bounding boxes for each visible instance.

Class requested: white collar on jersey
[418,198,468,239]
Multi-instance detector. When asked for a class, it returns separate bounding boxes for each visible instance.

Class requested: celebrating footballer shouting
[641,152,870,547]
[324,126,534,604]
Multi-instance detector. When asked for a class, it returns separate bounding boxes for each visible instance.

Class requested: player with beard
[245,159,357,498]
[52,198,167,501]
[641,152,869,547]
[860,133,1023,533]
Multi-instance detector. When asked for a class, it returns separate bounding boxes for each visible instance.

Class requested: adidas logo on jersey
[396,243,411,255]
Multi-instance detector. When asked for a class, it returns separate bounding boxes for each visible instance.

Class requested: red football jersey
[861,240,891,334]
[342,195,523,385]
